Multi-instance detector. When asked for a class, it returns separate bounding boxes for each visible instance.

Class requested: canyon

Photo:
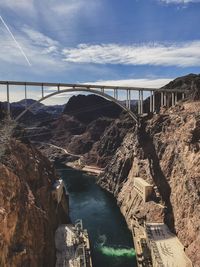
[0,73,200,266]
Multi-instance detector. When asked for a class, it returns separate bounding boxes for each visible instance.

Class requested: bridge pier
[141,90,143,114]
[114,88,118,100]
[161,92,164,107]
[172,92,175,106]
[164,92,167,106]
[150,91,153,112]
[126,90,128,108]
[138,91,141,114]
[101,87,104,93]
[24,83,27,109]
[150,91,156,113]
[41,84,44,98]
[175,92,178,104]
[128,89,131,109]
[153,91,155,113]
[138,90,144,115]
[6,82,11,118]
[138,90,143,115]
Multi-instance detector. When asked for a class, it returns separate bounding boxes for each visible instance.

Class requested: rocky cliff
[27,94,134,168]
[0,136,69,267]
[98,75,200,266]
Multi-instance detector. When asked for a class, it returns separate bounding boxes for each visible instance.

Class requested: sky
[0,0,200,103]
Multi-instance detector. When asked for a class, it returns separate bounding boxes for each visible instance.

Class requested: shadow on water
[56,164,137,267]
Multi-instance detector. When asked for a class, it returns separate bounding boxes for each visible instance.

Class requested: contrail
[0,15,31,66]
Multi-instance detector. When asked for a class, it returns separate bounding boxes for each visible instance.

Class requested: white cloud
[86,78,173,88]
[62,41,200,67]
[0,0,34,11]
[0,25,66,73]
[22,27,59,48]
[51,1,85,16]
[159,0,200,3]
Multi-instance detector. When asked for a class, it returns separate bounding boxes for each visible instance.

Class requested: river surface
[57,165,137,267]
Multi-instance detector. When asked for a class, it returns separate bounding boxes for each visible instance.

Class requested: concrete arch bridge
[0,81,188,125]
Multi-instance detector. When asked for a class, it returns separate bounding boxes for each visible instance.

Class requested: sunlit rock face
[0,139,69,267]
[98,99,200,266]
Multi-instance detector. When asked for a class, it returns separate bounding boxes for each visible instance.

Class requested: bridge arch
[15,88,139,124]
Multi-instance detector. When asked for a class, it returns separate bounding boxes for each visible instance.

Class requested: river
[56,165,137,267]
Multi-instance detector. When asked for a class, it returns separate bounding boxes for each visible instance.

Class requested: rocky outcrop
[0,139,69,267]
[27,95,134,168]
[161,73,200,100]
[63,94,122,123]
[98,100,200,266]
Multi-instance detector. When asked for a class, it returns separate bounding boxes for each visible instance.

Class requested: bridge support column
[126,90,129,108]
[150,91,153,112]
[114,89,118,100]
[24,83,27,109]
[175,92,178,104]
[161,92,164,107]
[164,92,167,106]
[6,82,11,118]
[140,90,143,115]
[42,84,44,98]
[172,92,175,106]
[153,91,155,113]
[138,91,141,114]
[128,89,131,109]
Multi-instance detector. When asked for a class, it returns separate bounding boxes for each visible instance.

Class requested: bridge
[0,81,188,124]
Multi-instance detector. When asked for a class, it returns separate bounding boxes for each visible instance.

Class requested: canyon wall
[0,138,69,267]
[98,101,200,266]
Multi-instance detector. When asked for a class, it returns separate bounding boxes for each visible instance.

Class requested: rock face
[98,101,200,266]
[63,94,122,123]
[0,139,69,267]
[27,95,134,168]
[161,73,200,100]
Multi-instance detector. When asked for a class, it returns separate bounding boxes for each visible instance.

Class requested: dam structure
[131,177,193,267]
[55,219,93,267]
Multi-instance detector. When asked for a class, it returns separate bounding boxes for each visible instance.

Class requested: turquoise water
[57,165,137,267]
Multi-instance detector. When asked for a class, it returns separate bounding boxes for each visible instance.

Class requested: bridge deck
[0,80,188,93]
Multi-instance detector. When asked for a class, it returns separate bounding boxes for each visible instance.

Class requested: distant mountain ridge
[11,99,64,114]
[0,99,65,125]
[161,73,200,100]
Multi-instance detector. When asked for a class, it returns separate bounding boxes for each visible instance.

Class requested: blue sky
[0,0,200,103]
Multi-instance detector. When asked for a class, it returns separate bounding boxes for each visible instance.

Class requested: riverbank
[32,141,104,176]
[65,160,104,176]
